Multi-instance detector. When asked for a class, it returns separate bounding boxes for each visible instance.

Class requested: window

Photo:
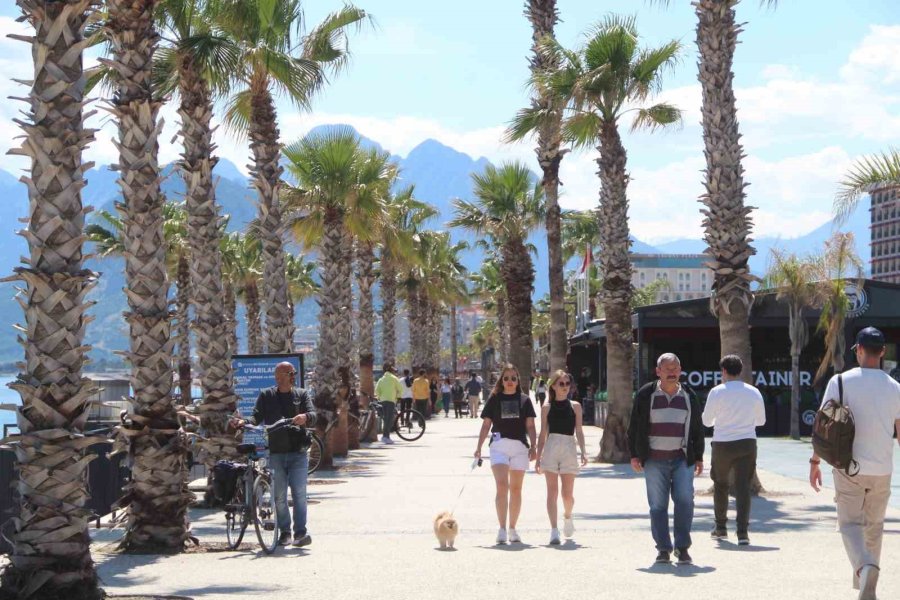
[676,294,682,301]
[701,272,707,280]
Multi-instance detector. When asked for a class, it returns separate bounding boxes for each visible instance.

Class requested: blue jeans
[269,451,309,536]
[644,457,695,551]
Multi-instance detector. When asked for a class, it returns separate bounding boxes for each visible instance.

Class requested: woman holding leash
[535,370,588,545]
[474,363,537,545]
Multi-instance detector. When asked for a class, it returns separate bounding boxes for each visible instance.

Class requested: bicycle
[223,429,278,554]
[307,408,363,475]
[361,398,426,441]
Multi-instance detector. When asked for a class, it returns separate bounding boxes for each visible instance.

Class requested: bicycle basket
[211,460,248,505]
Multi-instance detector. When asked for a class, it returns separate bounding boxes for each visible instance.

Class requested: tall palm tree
[216,0,368,354]
[765,250,817,440]
[1,1,102,596]
[451,162,544,392]
[522,16,681,461]
[508,0,568,373]
[285,251,318,326]
[470,258,509,363]
[156,0,243,465]
[104,0,192,551]
[226,232,265,354]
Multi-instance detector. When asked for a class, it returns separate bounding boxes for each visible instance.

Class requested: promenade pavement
[89,406,900,600]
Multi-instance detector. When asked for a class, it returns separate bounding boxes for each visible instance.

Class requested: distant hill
[0,124,875,364]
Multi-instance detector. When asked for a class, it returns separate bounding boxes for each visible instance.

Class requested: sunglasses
[502,376,518,382]
[284,370,297,376]
[554,380,571,387]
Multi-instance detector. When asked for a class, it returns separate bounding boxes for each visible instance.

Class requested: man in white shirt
[702,354,766,545]
[810,327,900,600]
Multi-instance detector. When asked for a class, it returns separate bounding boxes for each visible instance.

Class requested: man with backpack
[810,327,900,600]
[231,362,317,547]
[465,372,483,419]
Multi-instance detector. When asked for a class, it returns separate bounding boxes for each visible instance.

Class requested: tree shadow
[576,464,642,480]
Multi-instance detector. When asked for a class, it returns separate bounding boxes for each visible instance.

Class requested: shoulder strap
[838,374,844,406]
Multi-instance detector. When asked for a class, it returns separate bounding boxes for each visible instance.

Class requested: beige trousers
[468,395,480,418]
[833,469,892,588]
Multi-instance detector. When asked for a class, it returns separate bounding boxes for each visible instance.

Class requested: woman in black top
[474,364,537,545]
[535,369,588,545]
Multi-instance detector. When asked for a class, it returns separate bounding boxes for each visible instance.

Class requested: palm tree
[522,16,681,462]
[509,0,568,373]
[155,0,243,464]
[282,129,391,459]
[813,232,864,383]
[103,0,193,551]
[765,250,817,440]
[470,257,509,363]
[285,251,318,325]
[226,232,265,354]
[215,0,368,354]
[1,1,102,596]
[451,162,544,392]
[836,148,900,219]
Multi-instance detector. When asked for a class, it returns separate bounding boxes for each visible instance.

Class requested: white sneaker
[549,528,561,545]
[859,564,879,600]
[508,528,521,543]
[563,517,575,538]
[381,437,394,445]
[495,528,508,544]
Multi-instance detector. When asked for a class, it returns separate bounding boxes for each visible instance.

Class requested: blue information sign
[232,353,304,452]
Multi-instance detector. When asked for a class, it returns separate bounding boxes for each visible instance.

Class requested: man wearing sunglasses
[232,361,316,547]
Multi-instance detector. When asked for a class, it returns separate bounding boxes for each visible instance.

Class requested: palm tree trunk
[176,252,192,405]
[1,1,102,595]
[696,0,756,379]
[338,227,355,379]
[451,303,459,376]
[248,73,292,354]
[497,295,510,364]
[105,0,191,551]
[526,0,567,373]
[245,280,263,354]
[790,352,801,440]
[357,241,376,399]
[381,255,397,365]
[407,287,421,368]
[596,123,634,464]
[501,240,535,393]
[176,54,240,466]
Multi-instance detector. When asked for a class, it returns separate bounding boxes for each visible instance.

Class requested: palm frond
[562,111,603,149]
[630,102,682,133]
[835,148,900,223]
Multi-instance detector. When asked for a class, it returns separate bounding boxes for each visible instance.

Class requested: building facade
[870,184,900,283]
[630,253,711,302]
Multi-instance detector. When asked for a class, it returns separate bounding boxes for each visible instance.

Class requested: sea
[0,375,19,431]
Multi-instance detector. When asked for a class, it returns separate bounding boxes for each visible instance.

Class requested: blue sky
[1,1,899,242]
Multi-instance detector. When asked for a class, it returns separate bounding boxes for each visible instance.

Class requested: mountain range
[0,124,873,365]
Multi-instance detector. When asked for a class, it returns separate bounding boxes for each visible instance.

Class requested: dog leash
[450,458,482,515]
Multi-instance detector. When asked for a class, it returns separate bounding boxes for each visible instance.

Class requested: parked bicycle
[358,398,426,442]
[307,408,363,475]
[223,429,278,554]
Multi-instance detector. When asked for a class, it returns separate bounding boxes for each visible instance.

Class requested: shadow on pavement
[713,541,779,552]
[168,585,280,597]
[637,564,716,577]
[477,543,536,552]
[577,464,642,480]
[542,540,585,551]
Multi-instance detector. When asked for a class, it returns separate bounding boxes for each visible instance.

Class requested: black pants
[414,399,428,417]
[710,439,758,535]
[453,400,464,418]
[400,398,412,424]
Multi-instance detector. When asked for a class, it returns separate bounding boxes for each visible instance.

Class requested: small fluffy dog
[433,511,459,549]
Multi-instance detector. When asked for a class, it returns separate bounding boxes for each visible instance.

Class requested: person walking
[536,376,548,406]
[702,354,766,545]
[412,369,431,418]
[374,363,404,444]
[441,377,452,417]
[628,352,704,566]
[232,362,316,547]
[429,376,439,418]
[474,364,537,545]
[451,378,466,418]
[400,368,414,426]
[535,370,588,544]
[465,372,483,419]
[810,327,900,600]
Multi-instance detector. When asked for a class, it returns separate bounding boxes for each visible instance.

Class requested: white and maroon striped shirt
[648,382,689,460]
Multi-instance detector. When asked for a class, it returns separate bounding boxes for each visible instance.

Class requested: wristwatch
[809,458,821,465]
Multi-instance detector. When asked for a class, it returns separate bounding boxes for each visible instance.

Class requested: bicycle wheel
[225,484,249,549]
[394,409,426,441]
[253,473,278,554]
[307,433,324,475]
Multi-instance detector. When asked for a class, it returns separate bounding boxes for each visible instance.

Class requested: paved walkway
[89,411,900,600]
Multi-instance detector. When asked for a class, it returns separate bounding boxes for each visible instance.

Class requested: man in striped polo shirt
[628,353,705,566]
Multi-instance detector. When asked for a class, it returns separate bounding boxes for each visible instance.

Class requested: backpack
[812,375,859,476]
[211,460,248,505]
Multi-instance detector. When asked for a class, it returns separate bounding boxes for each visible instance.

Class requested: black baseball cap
[852,327,886,350]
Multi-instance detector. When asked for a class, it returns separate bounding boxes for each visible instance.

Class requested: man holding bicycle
[375,362,404,444]
[232,362,317,547]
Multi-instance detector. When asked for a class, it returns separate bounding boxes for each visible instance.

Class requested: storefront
[568,279,900,436]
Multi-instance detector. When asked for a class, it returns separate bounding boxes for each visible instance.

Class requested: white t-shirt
[400,377,413,399]
[702,381,766,442]
[821,367,900,476]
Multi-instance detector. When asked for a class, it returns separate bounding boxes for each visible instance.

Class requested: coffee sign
[683,370,812,388]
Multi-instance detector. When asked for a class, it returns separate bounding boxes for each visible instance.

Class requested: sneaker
[711,527,727,540]
[655,550,671,564]
[674,548,693,566]
[563,517,575,538]
[508,528,521,543]
[278,531,291,546]
[737,534,750,546]
[496,528,508,545]
[549,528,561,545]
[859,564,879,600]
[293,533,312,547]
[381,437,394,444]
